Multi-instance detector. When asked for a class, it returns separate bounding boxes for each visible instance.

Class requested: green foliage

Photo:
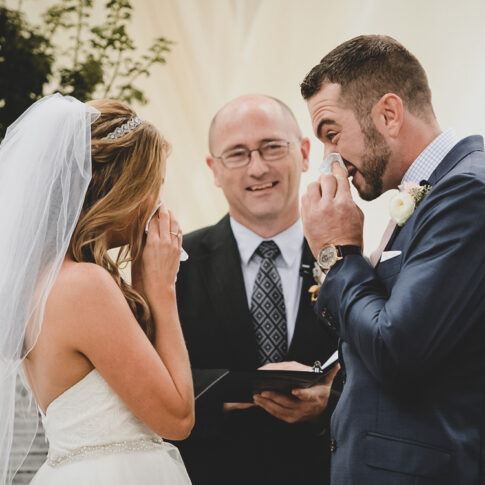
[0,7,52,136]
[0,0,172,138]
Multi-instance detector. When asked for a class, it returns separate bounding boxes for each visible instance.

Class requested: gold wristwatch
[317,245,361,271]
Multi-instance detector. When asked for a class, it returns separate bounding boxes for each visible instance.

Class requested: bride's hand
[141,205,182,301]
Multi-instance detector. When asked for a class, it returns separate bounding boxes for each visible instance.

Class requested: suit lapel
[288,240,317,355]
[382,136,484,254]
[287,240,337,364]
[427,135,483,186]
[198,216,259,369]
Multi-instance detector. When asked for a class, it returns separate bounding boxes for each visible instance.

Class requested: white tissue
[144,201,189,262]
[319,152,348,175]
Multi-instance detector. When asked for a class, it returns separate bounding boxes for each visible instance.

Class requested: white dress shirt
[229,217,304,347]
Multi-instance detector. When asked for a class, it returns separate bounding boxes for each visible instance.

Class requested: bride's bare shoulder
[48,260,126,317]
[58,259,109,278]
[57,260,116,288]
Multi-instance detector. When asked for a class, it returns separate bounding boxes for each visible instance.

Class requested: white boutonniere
[308,262,325,302]
[390,181,432,226]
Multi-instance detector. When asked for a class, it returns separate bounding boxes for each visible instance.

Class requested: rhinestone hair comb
[103,116,142,140]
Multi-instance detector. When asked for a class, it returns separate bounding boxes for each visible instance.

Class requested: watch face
[318,245,338,269]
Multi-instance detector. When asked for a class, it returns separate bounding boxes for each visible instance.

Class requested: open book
[193,351,339,402]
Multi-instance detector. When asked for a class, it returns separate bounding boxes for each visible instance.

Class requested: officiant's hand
[222,362,314,413]
[252,364,340,424]
[301,162,364,259]
[223,402,255,412]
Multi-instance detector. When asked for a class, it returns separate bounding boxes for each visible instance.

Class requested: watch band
[336,245,361,257]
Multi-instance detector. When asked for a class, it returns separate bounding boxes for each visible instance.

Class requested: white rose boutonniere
[390,181,432,227]
[389,192,415,226]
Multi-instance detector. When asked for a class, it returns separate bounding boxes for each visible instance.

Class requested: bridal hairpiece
[103,116,142,140]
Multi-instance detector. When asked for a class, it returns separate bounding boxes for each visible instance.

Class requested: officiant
[173,94,340,485]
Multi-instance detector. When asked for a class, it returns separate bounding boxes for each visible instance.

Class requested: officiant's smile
[246,180,278,192]
[207,95,310,236]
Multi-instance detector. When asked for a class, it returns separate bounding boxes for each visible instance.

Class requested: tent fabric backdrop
[130,0,485,254]
[11,0,485,254]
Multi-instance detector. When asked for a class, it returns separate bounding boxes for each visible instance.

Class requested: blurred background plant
[0,0,173,138]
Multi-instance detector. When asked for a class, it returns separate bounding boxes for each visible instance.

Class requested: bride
[0,94,194,484]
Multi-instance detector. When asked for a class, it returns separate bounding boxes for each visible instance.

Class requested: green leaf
[1,0,173,138]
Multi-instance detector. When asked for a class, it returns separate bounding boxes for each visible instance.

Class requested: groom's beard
[356,121,392,201]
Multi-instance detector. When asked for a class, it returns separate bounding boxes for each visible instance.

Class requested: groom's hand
[301,162,364,259]
[253,362,340,424]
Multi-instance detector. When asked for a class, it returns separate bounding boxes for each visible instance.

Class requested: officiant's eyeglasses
[213,140,291,169]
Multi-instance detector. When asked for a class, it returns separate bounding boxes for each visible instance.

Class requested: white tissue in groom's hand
[380,250,402,263]
[319,152,348,175]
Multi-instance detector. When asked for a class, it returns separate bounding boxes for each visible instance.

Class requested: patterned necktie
[250,240,288,365]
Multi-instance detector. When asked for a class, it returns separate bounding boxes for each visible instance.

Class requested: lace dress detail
[30,370,191,484]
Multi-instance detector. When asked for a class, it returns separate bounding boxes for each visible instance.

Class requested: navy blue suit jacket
[317,136,485,484]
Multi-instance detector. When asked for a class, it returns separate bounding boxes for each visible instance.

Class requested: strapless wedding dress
[30,369,191,484]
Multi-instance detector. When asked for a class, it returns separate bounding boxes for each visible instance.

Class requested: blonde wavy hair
[68,99,169,343]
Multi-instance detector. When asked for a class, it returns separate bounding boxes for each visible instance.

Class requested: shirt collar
[230,217,303,267]
[401,129,458,185]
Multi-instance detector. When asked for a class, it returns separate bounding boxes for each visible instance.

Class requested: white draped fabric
[5,1,485,482]
[13,0,485,253]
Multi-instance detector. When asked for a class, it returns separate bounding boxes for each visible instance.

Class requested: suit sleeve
[316,171,485,389]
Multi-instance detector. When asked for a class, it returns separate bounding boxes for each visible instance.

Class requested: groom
[300,35,485,484]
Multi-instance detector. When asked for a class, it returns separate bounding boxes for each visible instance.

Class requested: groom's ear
[206,156,222,188]
[371,93,403,139]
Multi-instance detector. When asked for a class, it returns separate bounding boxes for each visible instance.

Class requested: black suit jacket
[174,215,338,485]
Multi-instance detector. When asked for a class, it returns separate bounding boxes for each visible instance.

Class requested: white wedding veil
[0,94,99,484]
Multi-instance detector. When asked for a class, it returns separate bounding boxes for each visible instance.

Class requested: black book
[192,353,338,402]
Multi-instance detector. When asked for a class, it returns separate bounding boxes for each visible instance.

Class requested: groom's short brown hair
[301,35,435,122]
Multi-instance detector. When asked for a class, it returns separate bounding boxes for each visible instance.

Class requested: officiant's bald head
[206,94,310,237]
[208,95,302,153]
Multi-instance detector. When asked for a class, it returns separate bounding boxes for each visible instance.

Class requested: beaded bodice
[41,369,162,466]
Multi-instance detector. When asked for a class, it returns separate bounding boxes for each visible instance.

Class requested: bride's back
[24,260,107,416]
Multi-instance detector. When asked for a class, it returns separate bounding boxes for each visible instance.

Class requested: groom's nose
[323,142,337,159]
